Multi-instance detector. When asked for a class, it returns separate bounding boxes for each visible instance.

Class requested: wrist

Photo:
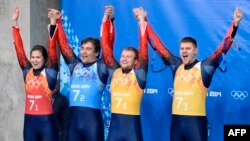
[138,18,145,23]
[110,17,115,22]
[50,22,56,25]
[12,22,18,27]
[234,21,239,27]
[50,19,56,25]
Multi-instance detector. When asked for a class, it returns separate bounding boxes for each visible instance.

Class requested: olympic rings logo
[168,88,174,96]
[26,76,42,88]
[231,90,248,100]
[74,67,92,77]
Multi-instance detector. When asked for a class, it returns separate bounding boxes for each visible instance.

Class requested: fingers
[133,8,141,19]
[133,7,146,21]
[235,7,243,16]
[47,8,61,19]
[12,6,20,26]
[12,6,20,18]
[105,5,113,10]
[234,7,243,20]
[47,8,61,25]
[104,5,114,20]
[15,6,20,12]
[103,6,147,21]
[233,7,243,26]
[237,8,243,18]
[47,8,60,15]
[105,6,114,15]
[14,6,20,15]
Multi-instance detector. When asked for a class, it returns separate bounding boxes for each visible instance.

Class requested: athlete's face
[180,42,197,65]
[80,42,98,64]
[30,50,45,69]
[120,50,137,70]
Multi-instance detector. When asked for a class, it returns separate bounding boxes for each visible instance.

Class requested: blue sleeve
[134,68,147,89]
[97,58,109,84]
[45,67,58,90]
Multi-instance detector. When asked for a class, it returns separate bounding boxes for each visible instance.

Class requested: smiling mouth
[183,55,188,59]
[82,56,88,59]
[121,61,128,64]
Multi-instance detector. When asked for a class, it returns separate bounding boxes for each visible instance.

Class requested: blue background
[60,0,250,141]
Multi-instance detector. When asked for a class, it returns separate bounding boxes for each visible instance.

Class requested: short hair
[123,46,138,60]
[30,45,48,63]
[180,36,197,48]
[81,37,101,58]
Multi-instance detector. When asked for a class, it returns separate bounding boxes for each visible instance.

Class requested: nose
[33,58,38,62]
[81,48,87,54]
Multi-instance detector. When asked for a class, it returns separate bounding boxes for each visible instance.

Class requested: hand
[233,7,243,27]
[133,7,147,35]
[133,8,140,20]
[103,6,114,21]
[12,6,20,27]
[133,7,147,22]
[48,8,61,25]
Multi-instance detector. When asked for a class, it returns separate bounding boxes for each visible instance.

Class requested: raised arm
[48,9,78,72]
[209,7,243,61]
[12,6,31,71]
[147,22,178,64]
[47,10,59,69]
[145,11,182,74]
[133,7,149,70]
[100,6,119,69]
[201,8,243,88]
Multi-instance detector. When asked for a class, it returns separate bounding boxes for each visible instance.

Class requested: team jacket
[12,26,58,115]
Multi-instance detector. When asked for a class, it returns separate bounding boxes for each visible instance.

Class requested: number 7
[176,97,183,110]
[115,98,122,109]
[73,90,80,101]
[29,100,35,111]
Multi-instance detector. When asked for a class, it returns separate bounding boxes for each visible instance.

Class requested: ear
[194,47,198,55]
[95,52,99,57]
[134,59,138,65]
